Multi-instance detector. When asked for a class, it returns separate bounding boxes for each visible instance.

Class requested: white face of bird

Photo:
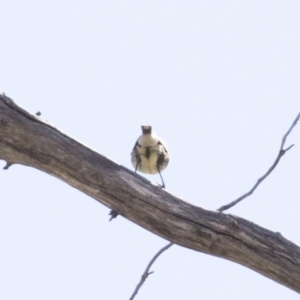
[138,126,159,147]
[138,135,159,147]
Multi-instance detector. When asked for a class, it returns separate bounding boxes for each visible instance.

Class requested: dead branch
[1,93,300,293]
[129,243,173,300]
[131,111,300,298]
[217,112,300,212]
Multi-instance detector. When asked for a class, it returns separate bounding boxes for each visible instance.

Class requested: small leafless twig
[129,242,174,300]
[3,161,13,170]
[217,112,300,212]
[108,210,119,221]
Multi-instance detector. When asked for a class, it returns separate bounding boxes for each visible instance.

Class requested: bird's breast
[133,144,168,174]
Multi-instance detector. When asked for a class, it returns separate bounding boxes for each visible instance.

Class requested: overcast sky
[1,1,300,299]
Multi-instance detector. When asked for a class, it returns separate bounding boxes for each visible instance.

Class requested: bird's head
[141,125,152,135]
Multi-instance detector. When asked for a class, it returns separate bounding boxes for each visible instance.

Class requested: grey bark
[0,93,300,293]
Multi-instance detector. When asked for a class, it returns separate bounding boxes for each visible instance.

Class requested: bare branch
[217,112,300,212]
[129,243,173,300]
[1,94,300,293]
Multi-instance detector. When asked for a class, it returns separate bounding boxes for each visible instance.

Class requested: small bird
[109,125,170,221]
[131,125,169,188]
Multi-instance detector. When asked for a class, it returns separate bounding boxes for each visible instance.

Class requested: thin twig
[108,210,118,221]
[129,242,174,300]
[217,112,300,212]
[3,161,13,170]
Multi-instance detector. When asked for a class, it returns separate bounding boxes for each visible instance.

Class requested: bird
[131,125,169,188]
[109,125,169,221]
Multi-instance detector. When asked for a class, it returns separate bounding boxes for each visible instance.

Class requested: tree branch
[1,93,300,293]
[217,112,300,212]
[129,243,173,300]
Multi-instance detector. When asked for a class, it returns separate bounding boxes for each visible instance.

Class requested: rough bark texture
[1,93,300,293]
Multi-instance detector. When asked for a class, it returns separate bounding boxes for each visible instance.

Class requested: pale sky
[1,1,300,299]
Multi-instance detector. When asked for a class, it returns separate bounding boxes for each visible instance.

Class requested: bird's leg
[135,161,141,173]
[158,170,165,188]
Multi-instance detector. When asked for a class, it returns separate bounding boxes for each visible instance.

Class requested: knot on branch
[141,271,154,281]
